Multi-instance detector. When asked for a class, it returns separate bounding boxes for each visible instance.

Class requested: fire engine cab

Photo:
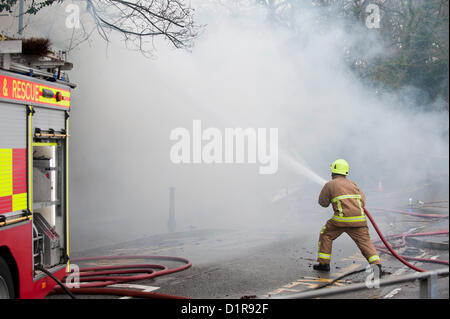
[0,39,75,299]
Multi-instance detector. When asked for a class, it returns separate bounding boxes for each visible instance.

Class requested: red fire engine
[0,39,75,299]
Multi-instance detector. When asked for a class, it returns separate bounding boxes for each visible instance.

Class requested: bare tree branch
[1,0,201,54]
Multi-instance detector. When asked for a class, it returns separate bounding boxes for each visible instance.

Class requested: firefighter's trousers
[317,219,381,265]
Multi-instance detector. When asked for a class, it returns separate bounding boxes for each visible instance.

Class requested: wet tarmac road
[47,210,449,300]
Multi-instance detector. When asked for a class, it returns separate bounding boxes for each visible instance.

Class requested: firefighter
[314,159,382,272]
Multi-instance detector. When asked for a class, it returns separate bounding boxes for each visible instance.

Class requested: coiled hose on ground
[50,255,191,299]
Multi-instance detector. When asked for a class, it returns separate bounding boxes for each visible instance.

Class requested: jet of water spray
[279,150,327,186]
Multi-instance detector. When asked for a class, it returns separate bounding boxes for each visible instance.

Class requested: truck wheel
[0,257,15,299]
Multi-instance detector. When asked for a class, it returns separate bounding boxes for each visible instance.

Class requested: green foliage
[367,0,449,105]
[0,0,18,12]
[261,0,449,107]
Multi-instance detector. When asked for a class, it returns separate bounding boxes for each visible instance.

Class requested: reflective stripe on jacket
[318,175,367,227]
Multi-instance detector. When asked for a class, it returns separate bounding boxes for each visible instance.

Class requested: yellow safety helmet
[331,159,349,176]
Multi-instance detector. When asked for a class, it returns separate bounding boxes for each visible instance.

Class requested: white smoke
[5,0,448,251]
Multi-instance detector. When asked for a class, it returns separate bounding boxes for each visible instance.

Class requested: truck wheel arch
[0,246,20,298]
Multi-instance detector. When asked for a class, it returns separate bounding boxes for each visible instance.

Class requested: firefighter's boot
[377,264,391,277]
[377,264,382,277]
[313,263,330,272]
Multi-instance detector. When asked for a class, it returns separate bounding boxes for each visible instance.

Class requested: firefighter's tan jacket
[318,175,367,227]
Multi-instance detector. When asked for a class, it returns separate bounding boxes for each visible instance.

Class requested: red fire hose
[50,255,192,298]
[373,231,449,265]
[364,208,449,272]
[70,255,191,288]
[370,207,448,219]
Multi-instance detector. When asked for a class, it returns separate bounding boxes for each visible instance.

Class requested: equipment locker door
[32,107,66,133]
[0,102,27,217]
